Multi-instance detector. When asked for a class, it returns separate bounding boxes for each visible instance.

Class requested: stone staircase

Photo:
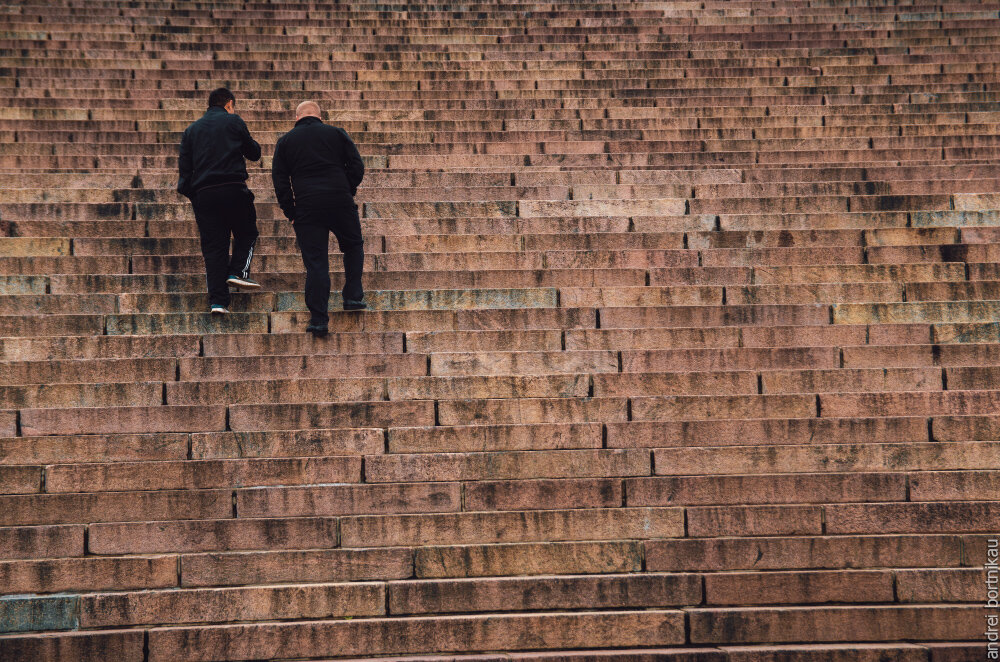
[0,0,995,659]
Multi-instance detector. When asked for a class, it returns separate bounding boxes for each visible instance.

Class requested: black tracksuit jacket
[177,106,261,199]
[270,116,365,220]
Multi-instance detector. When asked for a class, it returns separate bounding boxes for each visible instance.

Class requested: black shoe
[343,299,367,311]
[306,323,328,337]
[227,275,261,289]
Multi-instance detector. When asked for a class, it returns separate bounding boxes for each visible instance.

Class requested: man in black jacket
[177,87,262,314]
[271,100,366,336]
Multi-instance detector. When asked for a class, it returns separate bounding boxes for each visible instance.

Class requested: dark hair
[208,87,235,109]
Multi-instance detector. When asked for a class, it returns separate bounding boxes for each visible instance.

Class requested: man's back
[271,101,367,330]
[175,88,263,312]
[177,106,261,198]
[271,116,364,213]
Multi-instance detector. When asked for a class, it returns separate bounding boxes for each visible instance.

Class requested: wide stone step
[365,449,648,483]
[0,433,191,465]
[819,390,1000,417]
[0,287,561,317]
[387,423,599,453]
[19,405,227,435]
[9,216,643,239]
[688,604,979,644]
[844,342,1000,367]
[140,611,684,660]
[384,573,700,615]
[626,472,911,506]
[175,353,428,380]
[0,382,162,408]
[36,456,363,493]
[609,367,941,395]
[0,490,232,526]
[3,607,975,661]
[0,357,177,384]
[654,440,1000,475]
[44,270,648,295]
[103,306,594,336]
[164,375,589,404]
[0,262,982,292]
[607,416,928,447]
[324,645,984,662]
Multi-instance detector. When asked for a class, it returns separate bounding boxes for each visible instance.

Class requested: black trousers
[293,202,364,324]
[191,184,259,307]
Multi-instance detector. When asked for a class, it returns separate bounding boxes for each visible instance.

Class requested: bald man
[272,100,366,336]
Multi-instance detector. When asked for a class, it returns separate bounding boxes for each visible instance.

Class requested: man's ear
[225,100,235,114]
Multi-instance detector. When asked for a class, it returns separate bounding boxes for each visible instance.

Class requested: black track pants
[293,202,364,324]
[191,183,259,307]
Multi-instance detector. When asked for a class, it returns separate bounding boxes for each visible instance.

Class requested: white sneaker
[227,275,261,289]
[210,305,229,314]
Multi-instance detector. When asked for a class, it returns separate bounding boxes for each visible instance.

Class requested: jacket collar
[205,106,227,115]
[295,115,323,127]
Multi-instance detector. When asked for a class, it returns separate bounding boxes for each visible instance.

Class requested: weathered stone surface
[689,605,981,643]
[649,534,962,574]
[387,375,588,401]
[704,570,894,605]
[388,573,701,614]
[0,594,78,633]
[923,643,994,662]
[342,508,683,547]
[834,301,1000,325]
[366,450,649,482]
[520,199,685,217]
[628,473,906,506]
[652,441,1000,475]
[20,406,227,435]
[181,548,412,587]
[437,397,627,426]
[105,313,269,335]
[190,428,384,459]
[415,541,642,578]
[463,478,623,511]
[908,470,1000,501]
[0,524,83,560]
[688,505,824,536]
[81,582,386,627]
[721,644,929,662]
[387,423,602,453]
[0,630,144,662]
[237,483,462,517]
[895,568,984,602]
[0,433,188,465]
[0,555,178,594]
[276,288,558,312]
[229,402,435,431]
[825,502,1000,534]
[608,417,927,447]
[0,237,70,257]
[631,394,816,421]
[0,411,16,438]
[146,611,686,661]
[0,490,230,526]
[45,457,361,492]
[89,517,340,554]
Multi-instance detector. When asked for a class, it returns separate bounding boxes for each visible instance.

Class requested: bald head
[295,101,321,121]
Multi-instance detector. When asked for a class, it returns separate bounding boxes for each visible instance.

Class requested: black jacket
[177,106,261,199]
[271,116,364,220]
